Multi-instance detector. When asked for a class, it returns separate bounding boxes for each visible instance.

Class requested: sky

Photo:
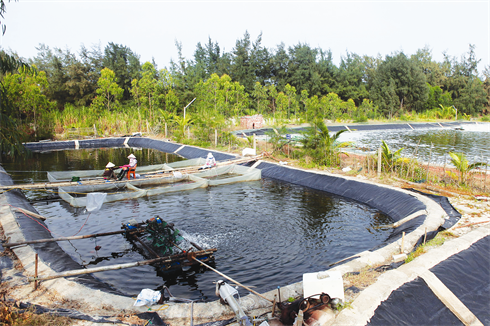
[1,0,489,76]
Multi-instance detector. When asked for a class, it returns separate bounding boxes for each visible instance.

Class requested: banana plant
[172,115,193,140]
[381,140,404,171]
[448,152,487,185]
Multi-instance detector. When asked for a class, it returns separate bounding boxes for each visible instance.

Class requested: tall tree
[230,31,255,94]
[252,81,269,114]
[271,43,290,91]
[483,65,490,114]
[103,42,141,101]
[442,45,487,115]
[1,0,33,157]
[138,62,159,122]
[91,68,123,112]
[287,43,321,96]
[250,32,272,85]
[169,40,197,108]
[369,52,429,117]
[335,52,368,105]
[411,46,446,87]
[3,65,55,139]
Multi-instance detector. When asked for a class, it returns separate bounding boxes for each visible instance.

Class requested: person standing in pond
[118,154,137,180]
[102,162,117,180]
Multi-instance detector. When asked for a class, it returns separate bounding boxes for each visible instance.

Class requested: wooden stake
[34,254,38,290]
[377,147,381,178]
[272,294,277,315]
[401,232,405,253]
[426,142,432,183]
[485,158,487,193]
[424,228,427,245]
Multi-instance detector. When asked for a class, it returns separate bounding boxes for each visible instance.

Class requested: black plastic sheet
[128,137,182,153]
[0,167,124,295]
[368,236,490,325]
[406,188,461,229]
[430,236,490,324]
[367,277,463,326]
[78,138,126,148]
[257,162,424,223]
[24,140,76,151]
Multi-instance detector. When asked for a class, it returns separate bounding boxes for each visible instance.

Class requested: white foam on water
[181,230,239,249]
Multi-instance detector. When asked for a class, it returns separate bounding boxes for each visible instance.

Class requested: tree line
[1,31,490,156]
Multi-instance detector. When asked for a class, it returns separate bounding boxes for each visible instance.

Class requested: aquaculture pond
[339,128,490,165]
[2,148,393,301]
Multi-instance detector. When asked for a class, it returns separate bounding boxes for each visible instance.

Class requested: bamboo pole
[2,228,146,248]
[12,207,47,221]
[192,258,273,303]
[28,249,217,282]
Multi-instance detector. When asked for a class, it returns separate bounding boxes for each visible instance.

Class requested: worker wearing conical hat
[103,162,117,180]
[118,154,138,180]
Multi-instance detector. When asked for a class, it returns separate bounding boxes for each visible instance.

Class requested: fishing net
[57,165,261,207]
[59,184,146,208]
[193,164,261,186]
[47,159,208,182]
[166,157,206,169]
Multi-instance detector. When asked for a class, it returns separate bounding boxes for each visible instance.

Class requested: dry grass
[0,299,74,326]
[343,266,382,290]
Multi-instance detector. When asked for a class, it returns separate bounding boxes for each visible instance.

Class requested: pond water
[338,129,490,165]
[2,148,393,301]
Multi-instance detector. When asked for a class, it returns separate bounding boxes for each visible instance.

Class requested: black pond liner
[366,277,463,326]
[367,235,490,325]
[2,136,440,295]
[405,188,462,230]
[256,161,427,250]
[0,167,123,295]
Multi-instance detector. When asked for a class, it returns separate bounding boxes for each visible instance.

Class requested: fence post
[377,147,381,178]
[426,142,433,183]
[215,129,218,147]
[93,124,97,138]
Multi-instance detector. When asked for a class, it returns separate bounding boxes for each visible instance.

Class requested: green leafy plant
[380,140,403,172]
[299,120,350,167]
[448,152,487,185]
